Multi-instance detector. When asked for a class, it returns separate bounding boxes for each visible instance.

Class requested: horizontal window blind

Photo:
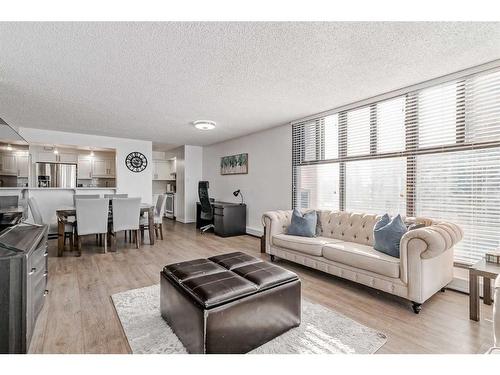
[376,97,406,153]
[345,158,406,216]
[296,164,340,211]
[416,148,500,263]
[292,66,500,263]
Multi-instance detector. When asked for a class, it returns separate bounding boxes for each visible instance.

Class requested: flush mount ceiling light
[193,120,216,131]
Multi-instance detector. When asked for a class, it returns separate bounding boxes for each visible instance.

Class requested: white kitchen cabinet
[37,151,58,163]
[92,158,115,178]
[77,158,92,179]
[37,151,77,163]
[16,154,29,178]
[0,153,18,175]
[58,153,78,163]
[153,160,170,180]
[107,159,116,177]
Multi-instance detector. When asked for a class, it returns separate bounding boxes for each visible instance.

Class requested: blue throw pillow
[287,209,317,238]
[373,214,407,258]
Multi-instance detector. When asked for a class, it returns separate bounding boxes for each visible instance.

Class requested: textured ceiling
[1,22,500,149]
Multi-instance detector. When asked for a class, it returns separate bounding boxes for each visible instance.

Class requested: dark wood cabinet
[196,202,246,237]
[0,223,48,353]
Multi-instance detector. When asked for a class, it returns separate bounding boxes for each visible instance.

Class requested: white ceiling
[1,22,500,149]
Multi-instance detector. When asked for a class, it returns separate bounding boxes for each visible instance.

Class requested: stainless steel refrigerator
[35,163,77,188]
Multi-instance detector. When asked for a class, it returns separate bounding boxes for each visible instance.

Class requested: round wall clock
[125,152,148,173]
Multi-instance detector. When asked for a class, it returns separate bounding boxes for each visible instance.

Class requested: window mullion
[405,92,418,217]
[338,112,347,211]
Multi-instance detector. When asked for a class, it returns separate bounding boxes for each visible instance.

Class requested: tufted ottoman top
[162,252,298,309]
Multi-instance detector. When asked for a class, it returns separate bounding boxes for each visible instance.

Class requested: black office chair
[198,181,215,234]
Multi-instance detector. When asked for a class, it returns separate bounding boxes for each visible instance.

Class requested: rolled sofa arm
[399,221,463,285]
[261,210,293,254]
[401,222,463,260]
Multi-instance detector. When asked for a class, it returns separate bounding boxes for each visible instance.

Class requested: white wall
[164,145,203,223]
[19,127,153,203]
[184,145,203,223]
[165,146,185,222]
[203,124,291,235]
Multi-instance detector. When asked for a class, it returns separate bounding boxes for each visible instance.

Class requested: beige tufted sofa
[262,210,463,313]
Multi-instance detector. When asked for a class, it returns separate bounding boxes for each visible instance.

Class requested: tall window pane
[418,82,458,148]
[295,164,339,210]
[377,97,405,153]
[346,107,370,156]
[345,158,406,215]
[303,121,317,162]
[415,148,500,262]
[465,70,500,143]
[324,114,338,159]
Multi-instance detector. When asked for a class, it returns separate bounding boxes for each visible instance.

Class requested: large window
[292,67,500,263]
[345,158,406,215]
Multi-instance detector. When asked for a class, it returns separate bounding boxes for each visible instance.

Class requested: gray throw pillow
[287,208,317,238]
[373,214,407,258]
[315,211,323,236]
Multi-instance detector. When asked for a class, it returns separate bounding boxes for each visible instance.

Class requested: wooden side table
[469,259,500,321]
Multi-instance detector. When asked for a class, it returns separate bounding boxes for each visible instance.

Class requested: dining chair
[75,198,109,256]
[73,194,100,206]
[140,194,166,240]
[111,198,141,250]
[29,197,75,250]
[104,194,129,199]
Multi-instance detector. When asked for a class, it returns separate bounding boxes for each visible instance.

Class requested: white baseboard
[448,276,494,298]
[246,227,263,237]
[176,217,195,224]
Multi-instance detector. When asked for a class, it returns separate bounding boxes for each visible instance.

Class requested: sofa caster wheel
[270,255,275,262]
[440,287,446,292]
[412,302,422,314]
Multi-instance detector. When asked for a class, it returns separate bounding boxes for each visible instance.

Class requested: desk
[196,201,246,237]
[469,259,500,321]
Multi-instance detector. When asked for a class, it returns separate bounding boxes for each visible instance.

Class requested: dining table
[55,203,155,257]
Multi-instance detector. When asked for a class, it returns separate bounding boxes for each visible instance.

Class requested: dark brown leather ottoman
[160,252,301,353]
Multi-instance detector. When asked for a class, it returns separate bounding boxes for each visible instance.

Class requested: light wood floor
[29,219,494,354]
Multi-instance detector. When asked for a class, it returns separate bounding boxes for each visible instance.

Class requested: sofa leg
[270,255,275,262]
[411,302,422,314]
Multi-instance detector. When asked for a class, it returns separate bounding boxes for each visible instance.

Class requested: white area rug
[111,284,387,354]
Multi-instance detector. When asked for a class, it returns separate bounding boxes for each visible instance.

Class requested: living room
[1,1,500,374]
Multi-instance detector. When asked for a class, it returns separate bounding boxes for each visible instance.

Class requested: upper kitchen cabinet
[0,118,30,185]
[0,153,18,175]
[152,160,173,180]
[91,157,115,178]
[38,151,78,163]
[77,157,92,179]
[37,151,57,163]
[16,154,29,178]
[58,153,78,163]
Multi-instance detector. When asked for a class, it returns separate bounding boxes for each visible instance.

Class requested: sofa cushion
[272,233,343,256]
[373,214,408,258]
[322,241,400,278]
[287,208,317,237]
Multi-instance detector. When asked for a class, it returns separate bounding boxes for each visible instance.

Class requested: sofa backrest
[315,210,438,246]
[316,211,381,246]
